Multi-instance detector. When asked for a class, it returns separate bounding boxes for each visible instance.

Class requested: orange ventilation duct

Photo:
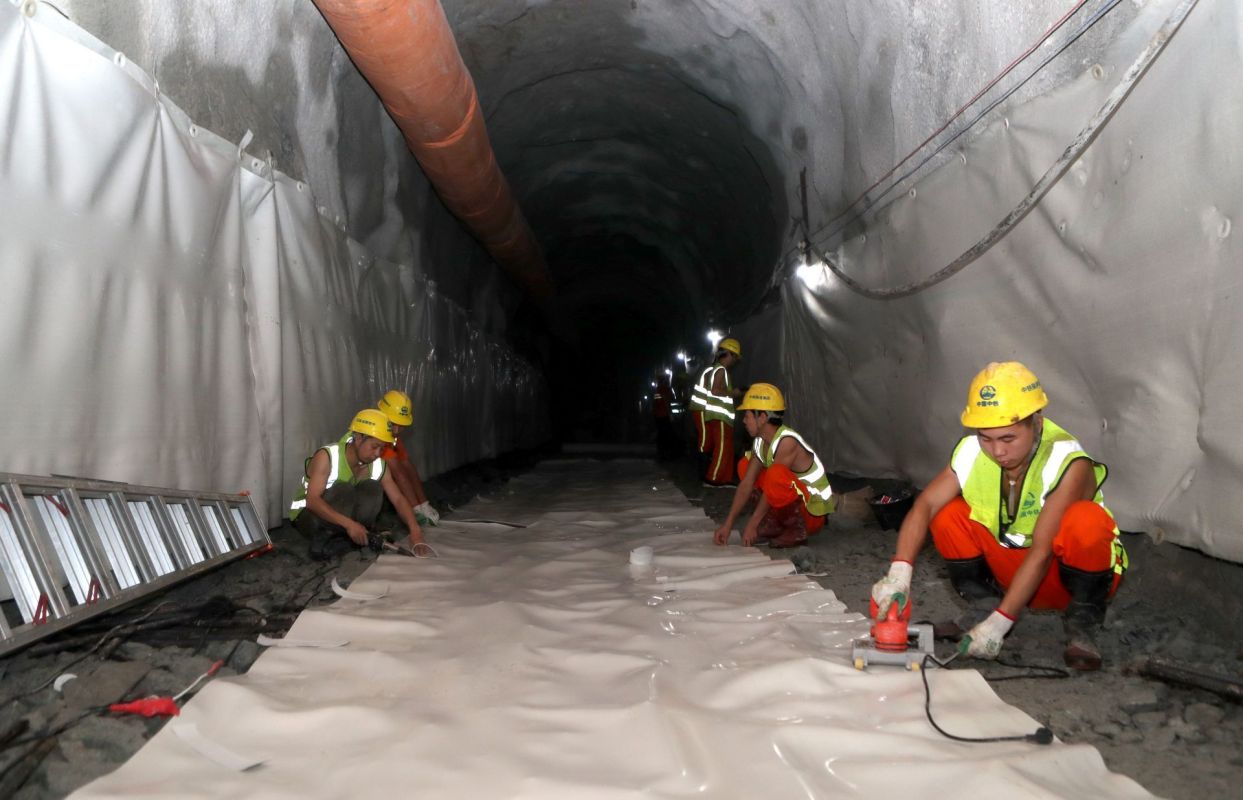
[312,0,554,300]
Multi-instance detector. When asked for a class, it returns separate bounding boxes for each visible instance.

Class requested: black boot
[947,556,1000,600]
[935,557,1001,640]
[1059,563,1112,671]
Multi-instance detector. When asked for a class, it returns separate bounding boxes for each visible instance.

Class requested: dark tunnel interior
[455,4,792,441]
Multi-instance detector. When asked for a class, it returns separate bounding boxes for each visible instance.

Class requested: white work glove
[414,501,440,526]
[871,561,913,618]
[959,609,1016,659]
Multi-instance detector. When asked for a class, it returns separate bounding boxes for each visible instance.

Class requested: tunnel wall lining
[0,3,548,530]
[773,0,1242,563]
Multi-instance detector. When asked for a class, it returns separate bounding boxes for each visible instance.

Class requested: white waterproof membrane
[779,0,1243,562]
[74,461,1150,798]
[0,3,548,530]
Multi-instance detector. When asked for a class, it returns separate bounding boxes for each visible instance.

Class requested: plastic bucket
[869,492,914,531]
[630,546,654,566]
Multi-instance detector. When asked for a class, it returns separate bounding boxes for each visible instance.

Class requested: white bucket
[629,546,654,566]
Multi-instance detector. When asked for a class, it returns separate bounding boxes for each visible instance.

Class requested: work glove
[958,609,1015,659]
[870,561,913,618]
[414,501,440,526]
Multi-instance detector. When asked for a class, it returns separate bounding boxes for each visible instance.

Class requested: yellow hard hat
[377,389,413,427]
[349,408,396,444]
[960,361,1049,428]
[718,338,742,359]
[738,382,785,412]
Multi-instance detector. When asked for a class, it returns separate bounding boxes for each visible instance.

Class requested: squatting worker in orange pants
[712,383,836,549]
[374,389,441,529]
[871,362,1128,671]
[690,338,743,486]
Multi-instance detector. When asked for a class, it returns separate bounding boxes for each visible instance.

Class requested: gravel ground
[3,448,1240,799]
[662,456,1243,800]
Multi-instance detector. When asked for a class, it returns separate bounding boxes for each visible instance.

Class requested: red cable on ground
[105,659,225,719]
[108,698,180,718]
[833,0,1092,222]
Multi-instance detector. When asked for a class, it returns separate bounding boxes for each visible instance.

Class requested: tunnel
[4,0,1231,559]
[1,0,1242,795]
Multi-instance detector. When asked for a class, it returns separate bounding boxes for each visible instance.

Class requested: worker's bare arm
[381,469,424,545]
[714,456,763,544]
[892,466,960,564]
[998,459,1096,617]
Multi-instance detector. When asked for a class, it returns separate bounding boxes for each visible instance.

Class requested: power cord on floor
[2,601,176,708]
[920,652,1061,745]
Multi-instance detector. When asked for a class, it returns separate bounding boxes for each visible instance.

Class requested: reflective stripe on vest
[753,425,836,516]
[691,364,735,422]
[289,439,386,519]
[951,419,1126,573]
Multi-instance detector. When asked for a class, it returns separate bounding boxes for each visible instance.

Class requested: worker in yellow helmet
[712,383,836,549]
[289,408,425,559]
[871,362,1127,671]
[375,389,440,527]
[689,337,743,486]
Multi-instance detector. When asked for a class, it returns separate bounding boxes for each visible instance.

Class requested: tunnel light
[706,329,722,347]
[795,256,829,291]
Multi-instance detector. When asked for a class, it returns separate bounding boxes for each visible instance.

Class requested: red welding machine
[851,595,935,671]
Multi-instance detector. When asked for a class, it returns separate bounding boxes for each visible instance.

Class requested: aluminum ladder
[0,471,271,657]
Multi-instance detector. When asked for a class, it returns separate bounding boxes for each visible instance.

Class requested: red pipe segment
[312,0,554,300]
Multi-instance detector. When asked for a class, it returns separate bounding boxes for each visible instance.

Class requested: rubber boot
[1059,563,1112,671]
[768,508,808,549]
[754,513,783,541]
[935,557,1001,641]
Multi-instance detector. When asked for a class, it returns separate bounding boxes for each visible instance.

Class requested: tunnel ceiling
[448,0,795,344]
[54,0,1135,362]
[437,0,1131,353]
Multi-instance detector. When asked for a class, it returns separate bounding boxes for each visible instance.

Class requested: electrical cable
[920,652,1064,744]
[989,657,1071,682]
[806,0,1199,300]
[814,0,1124,248]
[2,601,176,707]
[0,660,225,753]
[829,0,1093,230]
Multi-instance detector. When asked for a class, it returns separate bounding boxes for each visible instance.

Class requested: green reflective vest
[289,435,386,520]
[753,425,836,516]
[690,363,735,423]
[951,418,1126,573]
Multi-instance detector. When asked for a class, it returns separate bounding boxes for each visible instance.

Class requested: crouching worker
[712,383,836,549]
[375,389,441,527]
[290,408,425,558]
[871,362,1127,671]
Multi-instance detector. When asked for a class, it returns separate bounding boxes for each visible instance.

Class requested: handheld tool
[366,532,438,558]
[851,594,935,671]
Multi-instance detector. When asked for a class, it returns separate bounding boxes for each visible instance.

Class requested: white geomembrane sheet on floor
[73,460,1151,798]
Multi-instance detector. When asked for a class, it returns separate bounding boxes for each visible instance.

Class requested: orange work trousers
[930,496,1122,610]
[737,456,826,535]
[692,410,708,454]
[701,418,734,484]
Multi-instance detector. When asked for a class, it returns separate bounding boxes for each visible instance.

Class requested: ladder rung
[0,472,271,656]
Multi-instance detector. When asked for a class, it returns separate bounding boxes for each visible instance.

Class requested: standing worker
[870,362,1127,670]
[712,383,836,548]
[290,408,425,558]
[375,389,441,527]
[690,337,742,486]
